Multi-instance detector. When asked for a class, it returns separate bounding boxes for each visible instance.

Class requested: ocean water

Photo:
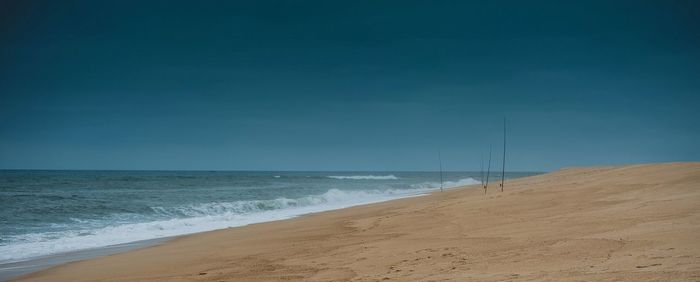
[0,170,537,264]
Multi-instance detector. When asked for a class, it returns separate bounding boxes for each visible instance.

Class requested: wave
[410,177,480,189]
[327,175,398,180]
[0,187,431,263]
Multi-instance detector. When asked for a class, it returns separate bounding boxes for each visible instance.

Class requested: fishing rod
[438,150,444,192]
[485,144,492,194]
[480,152,484,188]
[500,118,506,192]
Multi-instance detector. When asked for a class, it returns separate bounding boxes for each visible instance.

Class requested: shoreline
[0,238,169,281]
[13,163,700,281]
[0,180,479,281]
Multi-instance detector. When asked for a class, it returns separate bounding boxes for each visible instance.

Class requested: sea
[0,170,537,268]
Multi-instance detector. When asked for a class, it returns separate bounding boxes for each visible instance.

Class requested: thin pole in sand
[438,150,444,192]
[500,118,506,192]
[485,144,492,194]
[480,153,484,188]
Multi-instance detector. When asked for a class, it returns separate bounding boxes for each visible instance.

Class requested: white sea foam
[327,175,398,180]
[410,177,480,189]
[0,187,432,263]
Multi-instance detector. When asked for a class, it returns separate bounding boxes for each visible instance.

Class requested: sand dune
[17,163,700,281]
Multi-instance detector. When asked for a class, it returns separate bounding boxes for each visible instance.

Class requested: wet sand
[0,238,168,281]
[16,163,700,281]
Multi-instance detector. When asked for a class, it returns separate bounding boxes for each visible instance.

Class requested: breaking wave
[0,187,430,262]
[327,175,398,180]
[410,178,480,189]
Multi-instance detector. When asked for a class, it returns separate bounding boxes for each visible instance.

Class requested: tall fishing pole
[485,144,492,193]
[480,152,484,187]
[438,150,444,192]
[500,118,506,192]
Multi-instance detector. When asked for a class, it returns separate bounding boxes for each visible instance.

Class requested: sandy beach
[15,162,700,281]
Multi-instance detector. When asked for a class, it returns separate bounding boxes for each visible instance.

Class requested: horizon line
[0,168,546,173]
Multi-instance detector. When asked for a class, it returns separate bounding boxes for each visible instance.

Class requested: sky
[0,1,698,171]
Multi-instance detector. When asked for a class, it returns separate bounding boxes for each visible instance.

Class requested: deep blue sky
[1,1,698,171]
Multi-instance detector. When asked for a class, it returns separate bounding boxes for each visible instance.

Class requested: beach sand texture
[17,162,700,281]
